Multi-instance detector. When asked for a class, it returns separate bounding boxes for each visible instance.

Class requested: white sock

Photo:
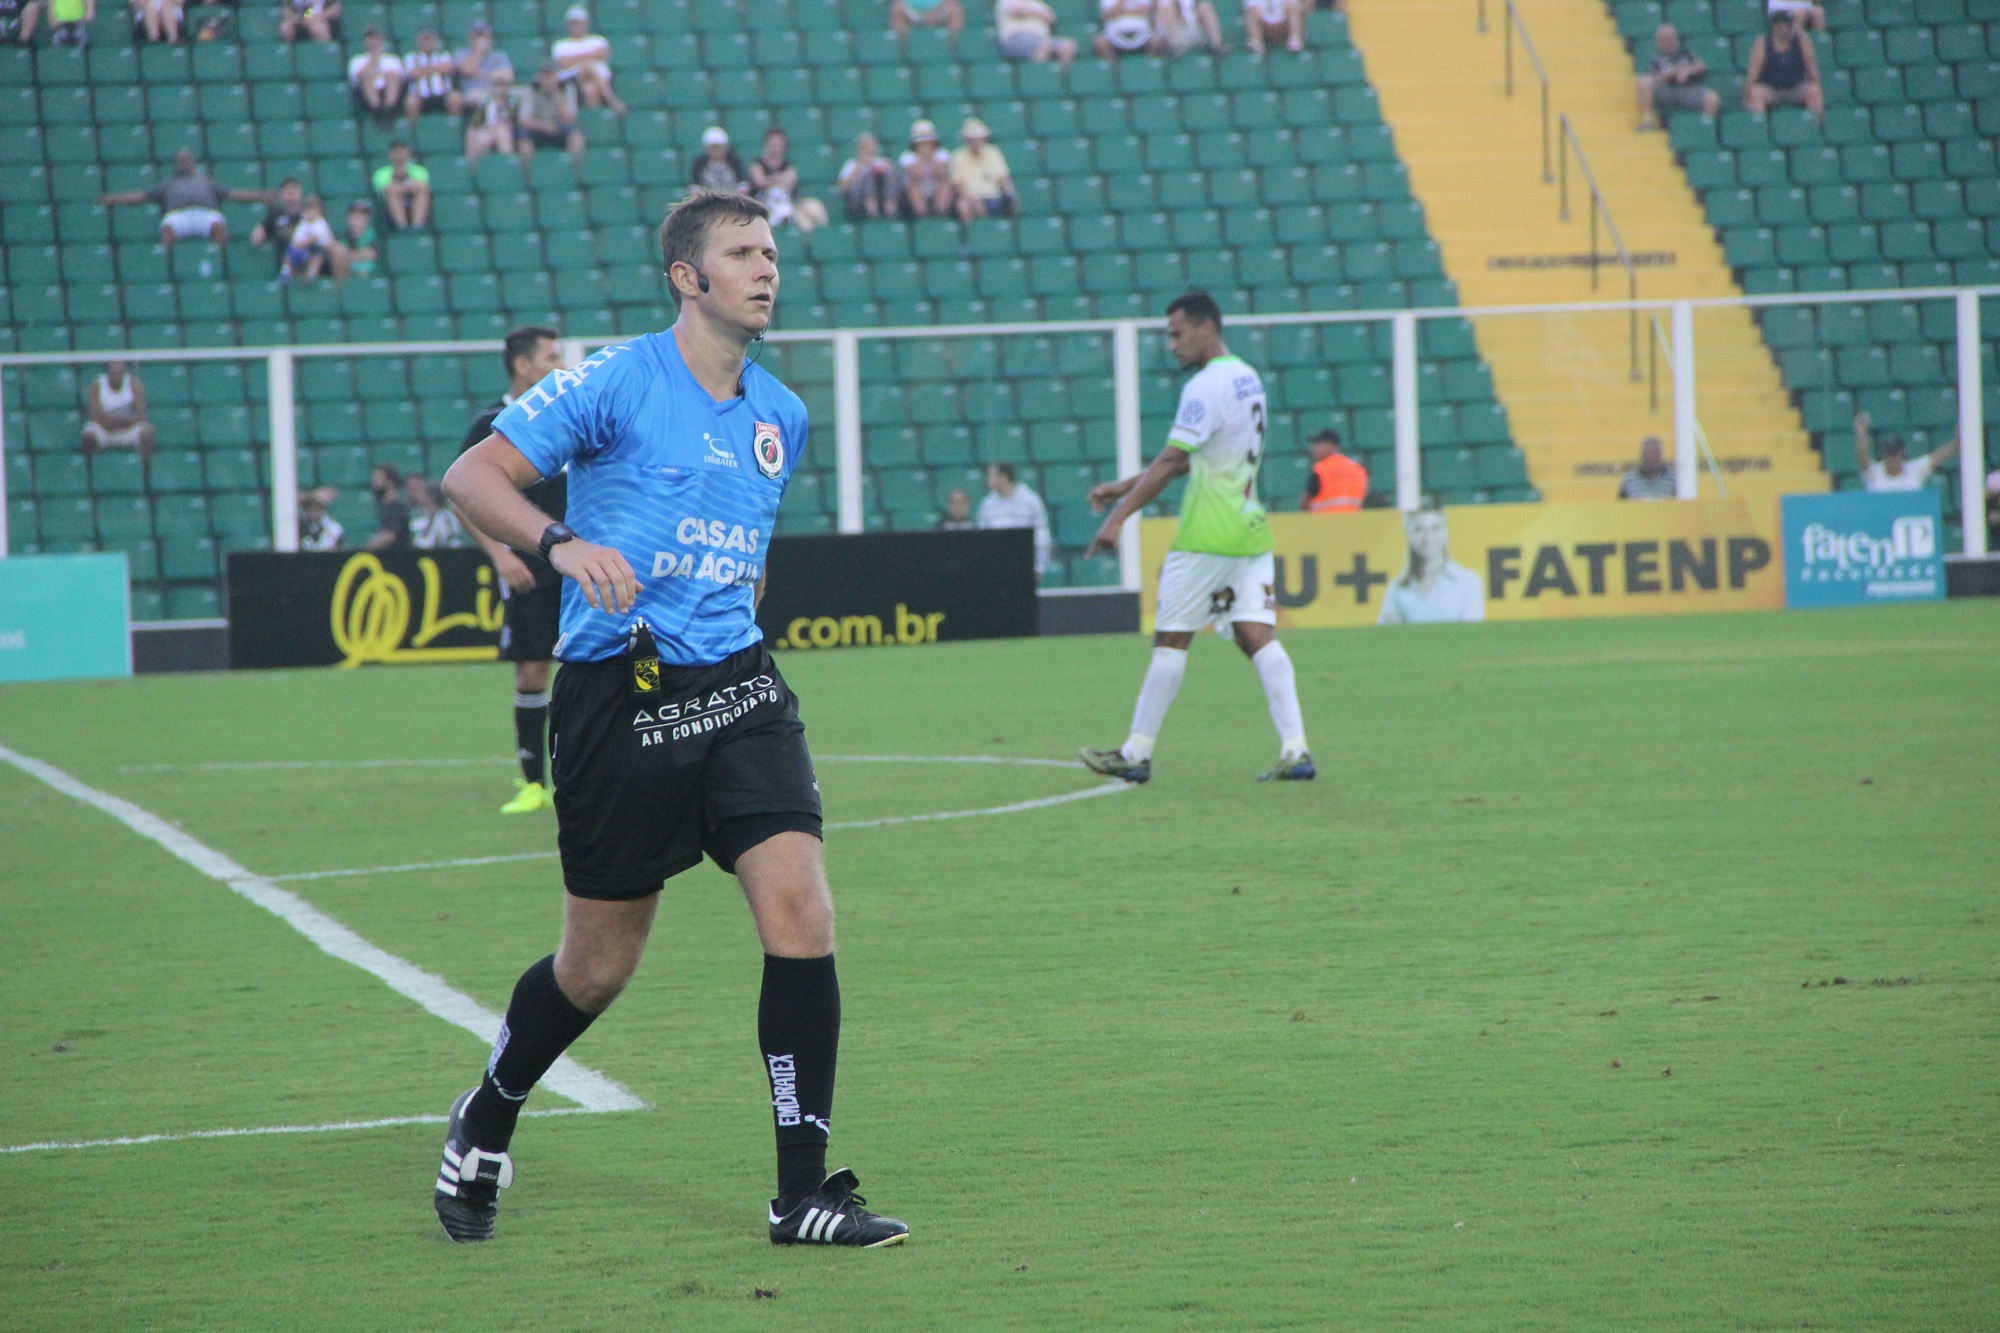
[1251,640,1308,758]
[1122,646,1187,762]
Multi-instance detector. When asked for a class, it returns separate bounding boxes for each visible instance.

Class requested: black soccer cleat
[768,1168,909,1248]
[433,1088,514,1243]
[1081,746,1151,784]
[1256,751,1317,782]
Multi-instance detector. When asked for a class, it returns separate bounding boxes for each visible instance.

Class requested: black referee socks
[462,954,598,1151]
[759,953,841,1209]
[514,691,550,786]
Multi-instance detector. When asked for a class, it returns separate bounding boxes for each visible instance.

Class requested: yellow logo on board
[329,554,505,667]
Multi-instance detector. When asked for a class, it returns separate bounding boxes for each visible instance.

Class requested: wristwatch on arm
[538,522,576,563]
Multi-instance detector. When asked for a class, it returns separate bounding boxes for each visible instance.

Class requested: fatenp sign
[1781,490,1945,608]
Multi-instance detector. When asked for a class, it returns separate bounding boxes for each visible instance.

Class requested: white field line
[0,743,643,1115]
[266,758,1132,881]
[275,850,556,882]
[1,1107,596,1156]
[823,779,1131,829]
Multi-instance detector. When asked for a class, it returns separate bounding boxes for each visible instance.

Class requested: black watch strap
[538,522,577,562]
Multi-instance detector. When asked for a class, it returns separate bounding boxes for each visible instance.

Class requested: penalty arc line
[0,742,644,1116]
[268,776,1135,882]
[1,1108,598,1157]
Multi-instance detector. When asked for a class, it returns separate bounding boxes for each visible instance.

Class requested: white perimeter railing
[0,286,1991,591]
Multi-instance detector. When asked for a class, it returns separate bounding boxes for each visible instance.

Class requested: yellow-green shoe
[500,780,551,814]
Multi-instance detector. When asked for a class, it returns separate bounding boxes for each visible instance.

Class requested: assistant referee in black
[457,324,567,813]
[436,192,908,1248]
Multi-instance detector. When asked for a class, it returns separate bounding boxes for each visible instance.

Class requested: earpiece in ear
[697,270,711,293]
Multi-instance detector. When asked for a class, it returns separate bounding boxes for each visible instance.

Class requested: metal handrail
[1502,0,1553,183]
[1557,114,1641,380]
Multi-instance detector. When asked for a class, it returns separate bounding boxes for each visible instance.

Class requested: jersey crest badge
[752,421,785,478]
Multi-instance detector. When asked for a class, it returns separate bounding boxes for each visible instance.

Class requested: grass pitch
[1,603,1995,1331]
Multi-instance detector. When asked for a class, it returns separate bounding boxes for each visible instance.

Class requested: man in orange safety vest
[1301,428,1368,513]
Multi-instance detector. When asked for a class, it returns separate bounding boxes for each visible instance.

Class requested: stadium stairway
[1347,0,1826,501]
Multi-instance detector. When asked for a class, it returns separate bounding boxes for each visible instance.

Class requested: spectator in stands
[348,26,405,126]
[250,177,305,253]
[938,487,976,531]
[402,27,462,126]
[1242,0,1302,57]
[1618,435,1677,499]
[749,127,829,233]
[1378,509,1485,624]
[1854,412,1956,493]
[689,125,748,194]
[0,0,44,46]
[100,149,270,254]
[299,486,344,550]
[464,65,522,167]
[1744,10,1822,122]
[134,0,180,44]
[454,20,512,104]
[80,361,155,465]
[901,120,955,219]
[996,0,1075,66]
[367,464,411,549]
[517,62,585,164]
[1986,470,2000,547]
[890,0,964,45]
[551,6,626,116]
[978,462,1051,581]
[1094,0,1160,57]
[277,0,338,44]
[407,475,466,548]
[373,139,432,230]
[950,117,1015,223]
[282,194,337,283]
[1636,23,1718,130]
[1301,428,1366,512]
[1767,0,1824,34]
[837,132,900,219]
[1158,0,1226,55]
[48,0,88,46]
[338,199,377,277]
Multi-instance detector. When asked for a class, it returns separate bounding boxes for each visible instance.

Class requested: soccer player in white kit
[1081,291,1314,783]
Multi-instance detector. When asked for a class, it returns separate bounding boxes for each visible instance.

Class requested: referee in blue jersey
[437,192,908,1249]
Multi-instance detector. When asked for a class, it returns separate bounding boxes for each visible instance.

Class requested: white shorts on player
[1154,550,1276,633]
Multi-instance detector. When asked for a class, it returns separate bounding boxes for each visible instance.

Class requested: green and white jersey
[1165,353,1272,557]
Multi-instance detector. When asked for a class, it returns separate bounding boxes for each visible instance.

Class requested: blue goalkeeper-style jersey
[492,331,807,665]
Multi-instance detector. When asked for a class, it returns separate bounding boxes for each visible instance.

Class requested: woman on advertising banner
[1378,508,1486,625]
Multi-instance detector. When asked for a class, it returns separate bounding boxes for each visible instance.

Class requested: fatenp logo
[1797,515,1936,574]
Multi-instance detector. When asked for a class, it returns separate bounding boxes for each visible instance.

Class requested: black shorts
[499,581,561,662]
[549,642,823,900]
[523,126,572,150]
[411,92,456,115]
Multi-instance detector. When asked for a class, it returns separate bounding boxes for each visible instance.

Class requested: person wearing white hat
[950,117,1015,223]
[899,119,955,218]
[551,5,625,115]
[690,125,749,195]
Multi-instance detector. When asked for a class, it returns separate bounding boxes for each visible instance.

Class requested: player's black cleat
[434,1088,514,1243]
[1256,751,1316,782]
[1081,746,1151,784]
[768,1168,909,1248]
